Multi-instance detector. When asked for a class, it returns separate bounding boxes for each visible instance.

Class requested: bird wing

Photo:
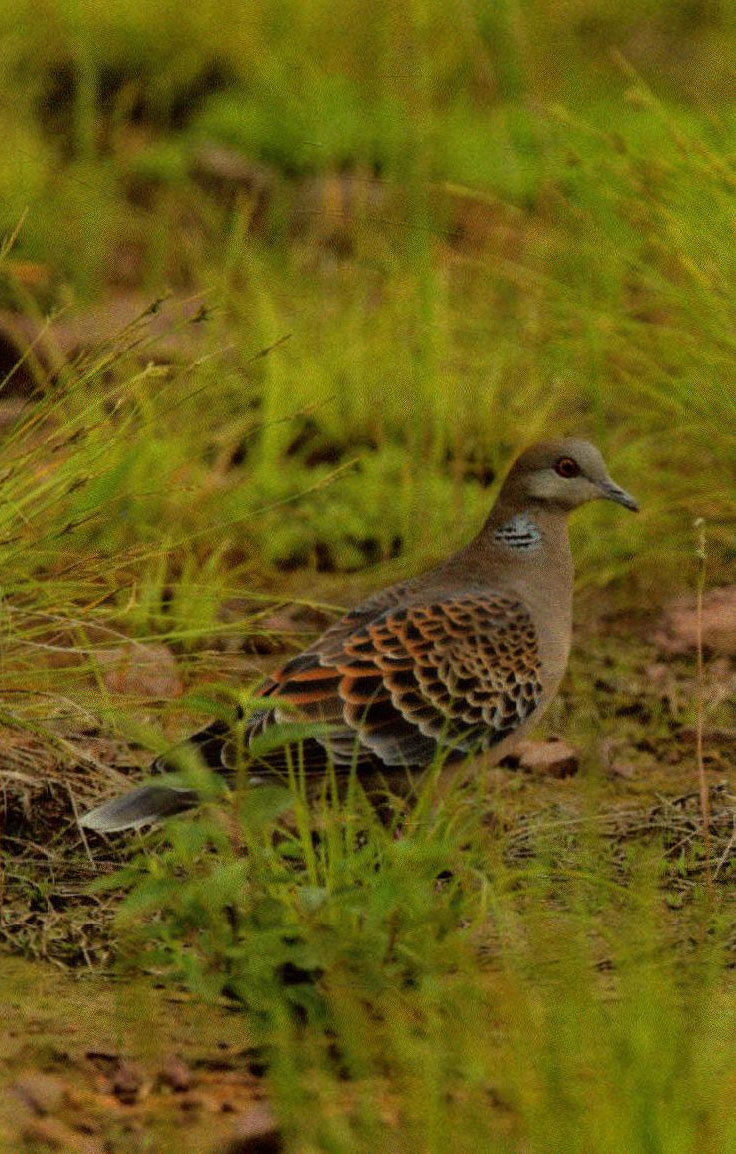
[245,591,544,769]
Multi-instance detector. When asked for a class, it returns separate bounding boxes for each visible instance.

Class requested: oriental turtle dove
[81,437,637,832]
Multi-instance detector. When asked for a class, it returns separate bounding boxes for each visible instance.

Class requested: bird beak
[598,479,639,512]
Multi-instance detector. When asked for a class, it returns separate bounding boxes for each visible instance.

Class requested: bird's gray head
[502,437,638,513]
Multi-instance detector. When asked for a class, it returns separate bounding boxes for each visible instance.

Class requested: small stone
[111,1060,147,1105]
[609,759,637,779]
[598,737,637,779]
[512,738,579,778]
[220,1103,284,1154]
[159,1055,192,1092]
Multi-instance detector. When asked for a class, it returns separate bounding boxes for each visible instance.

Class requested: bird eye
[555,456,580,478]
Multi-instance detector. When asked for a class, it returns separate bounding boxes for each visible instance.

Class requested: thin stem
[694,517,712,899]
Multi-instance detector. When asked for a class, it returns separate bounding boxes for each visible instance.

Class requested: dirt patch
[0,957,274,1154]
[0,294,215,389]
[652,585,736,656]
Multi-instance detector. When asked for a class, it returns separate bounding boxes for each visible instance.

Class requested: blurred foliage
[0,0,733,599]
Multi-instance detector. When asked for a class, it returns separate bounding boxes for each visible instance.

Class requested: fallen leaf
[96,642,183,699]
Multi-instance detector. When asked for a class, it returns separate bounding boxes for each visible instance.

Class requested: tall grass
[0,5,734,596]
[6,108,736,593]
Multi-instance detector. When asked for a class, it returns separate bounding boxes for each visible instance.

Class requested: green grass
[1,1,735,594]
[4,102,736,593]
[0,3,735,1151]
[92,747,736,1154]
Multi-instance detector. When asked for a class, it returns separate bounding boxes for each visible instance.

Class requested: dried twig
[713,813,736,882]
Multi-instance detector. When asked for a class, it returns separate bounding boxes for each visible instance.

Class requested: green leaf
[247,721,338,760]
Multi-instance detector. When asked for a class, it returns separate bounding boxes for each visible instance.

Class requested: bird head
[503,438,639,513]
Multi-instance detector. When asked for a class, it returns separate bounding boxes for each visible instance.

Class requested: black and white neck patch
[493,512,542,552]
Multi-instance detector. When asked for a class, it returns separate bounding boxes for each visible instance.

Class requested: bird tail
[79,717,233,833]
[78,719,369,834]
[79,783,198,833]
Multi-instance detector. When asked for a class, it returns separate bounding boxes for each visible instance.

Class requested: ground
[1,604,735,1152]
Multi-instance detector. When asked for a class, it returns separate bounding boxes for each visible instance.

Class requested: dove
[80,438,637,832]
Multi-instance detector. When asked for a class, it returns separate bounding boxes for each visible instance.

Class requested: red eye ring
[555,456,580,479]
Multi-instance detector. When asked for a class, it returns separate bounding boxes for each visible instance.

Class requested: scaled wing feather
[246,591,543,768]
